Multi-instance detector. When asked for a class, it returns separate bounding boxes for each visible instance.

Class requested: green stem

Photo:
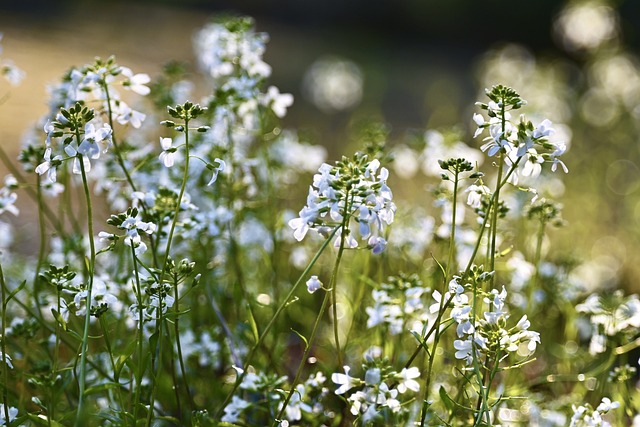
[173,275,194,413]
[273,287,333,425]
[34,176,47,324]
[420,168,460,426]
[215,227,338,419]
[0,144,63,233]
[75,152,97,427]
[488,153,504,288]
[488,100,508,289]
[1,264,10,426]
[131,247,144,425]
[332,190,352,369]
[529,219,546,306]
[146,117,192,425]
[99,316,126,421]
[404,157,524,370]
[101,82,159,266]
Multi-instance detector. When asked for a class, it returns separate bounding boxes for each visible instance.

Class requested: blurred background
[1,0,640,292]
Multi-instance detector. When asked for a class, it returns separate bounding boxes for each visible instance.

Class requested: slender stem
[101,81,137,193]
[404,158,524,370]
[332,190,352,368]
[215,227,338,419]
[101,82,159,266]
[131,247,144,424]
[420,168,460,425]
[488,100,507,288]
[274,288,333,425]
[0,144,63,233]
[488,154,504,287]
[1,264,10,426]
[147,117,191,425]
[99,316,126,420]
[75,152,97,427]
[173,275,194,412]
[34,176,47,320]
[529,219,546,305]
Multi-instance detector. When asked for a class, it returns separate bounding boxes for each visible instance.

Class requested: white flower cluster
[442,278,540,366]
[0,175,18,217]
[576,291,640,355]
[366,278,431,335]
[473,99,568,185]
[570,397,619,427]
[289,155,396,254]
[179,329,222,369]
[100,207,156,256]
[72,277,121,318]
[330,347,420,424]
[194,18,271,80]
[35,58,150,184]
[0,33,24,86]
[222,368,328,425]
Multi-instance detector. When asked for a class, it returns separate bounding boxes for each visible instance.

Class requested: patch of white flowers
[289,152,396,254]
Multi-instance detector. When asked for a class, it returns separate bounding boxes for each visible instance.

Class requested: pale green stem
[273,287,333,425]
[146,117,191,425]
[75,151,97,427]
[173,275,194,413]
[215,227,338,419]
[34,175,47,323]
[131,246,144,425]
[332,189,352,369]
[216,227,339,419]
[420,167,460,426]
[101,82,159,265]
[99,316,126,420]
[404,157,523,370]
[1,264,10,426]
[274,214,350,425]
[529,219,546,305]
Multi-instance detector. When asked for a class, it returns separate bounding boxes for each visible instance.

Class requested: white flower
[465,184,491,209]
[332,366,360,395]
[115,102,146,128]
[221,396,250,423]
[595,397,619,413]
[0,185,18,216]
[368,235,387,255]
[35,147,63,183]
[263,85,293,118]
[207,158,226,186]
[522,149,544,178]
[306,275,322,294]
[120,66,151,95]
[0,404,18,425]
[533,118,555,139]
[472,113,485,138]
[158,137,177,167]
[0,351,12,369]
[1,60,25,86]
[78,122,113,159]
[396,367,420,393]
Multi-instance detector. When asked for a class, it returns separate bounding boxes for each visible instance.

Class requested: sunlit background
[2,0,640,291]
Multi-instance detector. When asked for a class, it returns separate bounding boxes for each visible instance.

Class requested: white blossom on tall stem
[288,152,396,254]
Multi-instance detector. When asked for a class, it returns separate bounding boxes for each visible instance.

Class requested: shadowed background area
[2,0,640,292]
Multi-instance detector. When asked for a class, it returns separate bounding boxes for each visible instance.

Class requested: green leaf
[439,386,455,412]
[27,414,66,427]
[84,382,120,395]
[291,328,309,350]
[6,280,26,304]
[51,308,68,331]
[246,303,260,343]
